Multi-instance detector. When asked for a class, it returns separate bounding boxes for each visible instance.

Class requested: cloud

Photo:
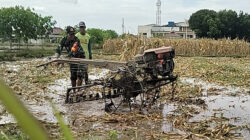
[59,0,78,4]
[0,0,250,34]
[33,6,47,13]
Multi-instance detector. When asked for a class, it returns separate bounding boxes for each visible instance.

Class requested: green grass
[191,58,246,85]
[108,130,119,140]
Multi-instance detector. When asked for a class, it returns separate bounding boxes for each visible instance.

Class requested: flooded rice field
[0,58,249,139]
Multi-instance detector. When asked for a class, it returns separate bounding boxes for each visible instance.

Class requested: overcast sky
[1,0,249,34]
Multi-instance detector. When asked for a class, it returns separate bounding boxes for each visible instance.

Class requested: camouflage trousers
[70,64,88,82]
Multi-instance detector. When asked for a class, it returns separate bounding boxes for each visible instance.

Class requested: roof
[175,22,189,27]
[51,27,64,35]
[144,46,174,54]
[142,21,189,28]
[144,24,158,26]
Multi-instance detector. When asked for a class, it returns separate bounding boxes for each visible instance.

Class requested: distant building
[138,21,196,39]
[49,27,64,43]
[28,27,64,44]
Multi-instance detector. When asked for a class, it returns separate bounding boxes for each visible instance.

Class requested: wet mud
[0,59,250,139]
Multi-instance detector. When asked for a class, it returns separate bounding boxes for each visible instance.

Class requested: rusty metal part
[37,58,127,71]
[144,46,174,54]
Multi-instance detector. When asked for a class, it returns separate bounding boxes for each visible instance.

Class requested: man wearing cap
[75,21,92,84]
[55,26,85,91]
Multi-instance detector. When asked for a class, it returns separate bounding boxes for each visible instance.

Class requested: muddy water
[161,103,186,134]
[66,68,110,117]
[0,78,68,124]
[189,95,250,125]
[0,67,110,124]
[181,77,250,138]
[181,77,250,126]
[180,77,249,96]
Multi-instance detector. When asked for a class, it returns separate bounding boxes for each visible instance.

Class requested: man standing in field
[55,26,85,91]
[75,21,92,84]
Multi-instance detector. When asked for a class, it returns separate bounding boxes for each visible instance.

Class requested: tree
[119,33,127,39]
[36,16,56,38]
[86,28,118,44]
[0,6,56,48]
[103,30,118,40]
[237,12,250,41]
[189,9,218,38]
[71,26,119,44]
[0,7,15,47]
[207,18,221,39]
[189,9,250,41]
[86,28,104,44]
[217,10,238,39]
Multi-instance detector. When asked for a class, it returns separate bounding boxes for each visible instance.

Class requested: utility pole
[156,0,161,25]
[122,18,125,34]
[185,19,188,39]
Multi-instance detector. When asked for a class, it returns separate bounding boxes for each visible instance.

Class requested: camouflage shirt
[56,36,85,58]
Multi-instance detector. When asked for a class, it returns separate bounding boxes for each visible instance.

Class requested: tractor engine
[134,46,175,77]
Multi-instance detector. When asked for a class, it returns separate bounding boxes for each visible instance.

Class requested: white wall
[138,25,152,38]
[28,39,43,44]
[152,26,180,32]
[138,23,196,39]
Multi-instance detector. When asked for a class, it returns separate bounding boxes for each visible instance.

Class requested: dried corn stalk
[103,36,250,61]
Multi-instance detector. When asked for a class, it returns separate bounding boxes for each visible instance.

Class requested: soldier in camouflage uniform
[55,26,86,91]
